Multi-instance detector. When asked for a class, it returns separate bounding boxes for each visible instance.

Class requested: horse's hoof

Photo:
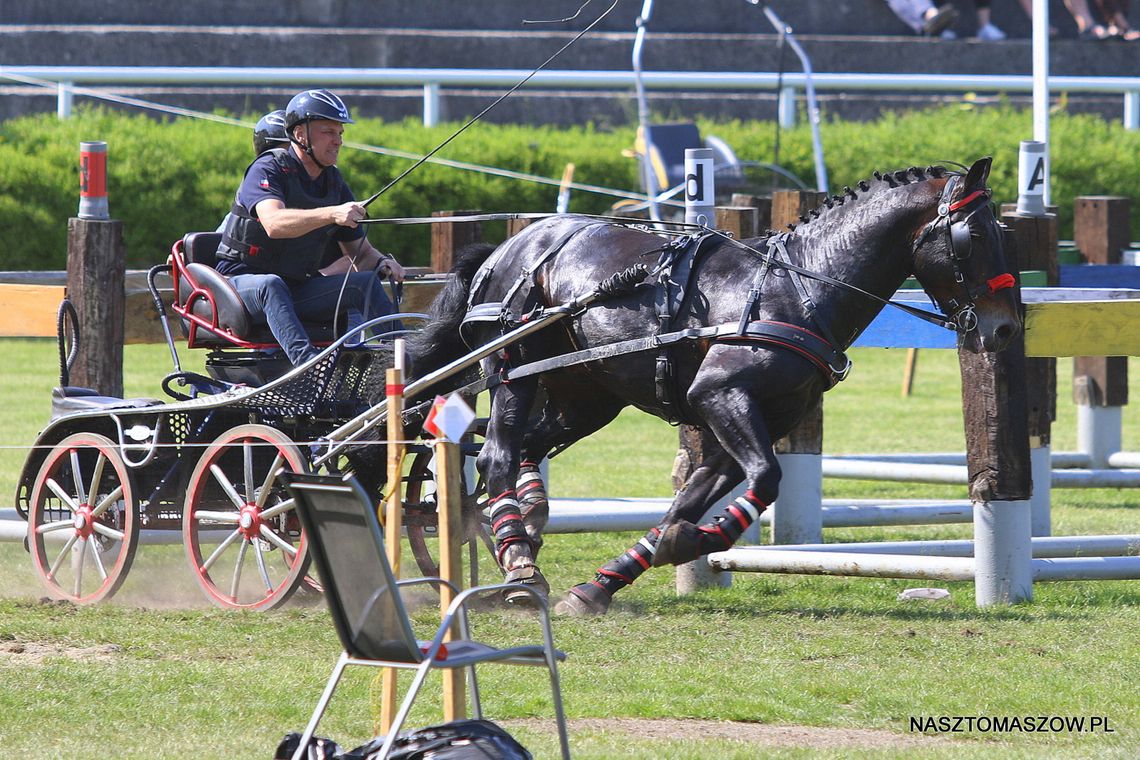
[503,565,550,606]
[553,583,611,617]
[652,520,701,567]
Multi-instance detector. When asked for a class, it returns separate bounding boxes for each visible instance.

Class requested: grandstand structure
[0,0,1137,125]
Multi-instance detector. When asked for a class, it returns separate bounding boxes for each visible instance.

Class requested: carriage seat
[173,232,338,350]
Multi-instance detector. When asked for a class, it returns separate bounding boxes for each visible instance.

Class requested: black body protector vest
[217,149,347,282]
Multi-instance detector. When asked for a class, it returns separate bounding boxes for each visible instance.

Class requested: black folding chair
[282,473,571,760]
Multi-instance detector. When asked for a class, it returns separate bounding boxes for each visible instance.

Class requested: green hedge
[0,104,1136,270]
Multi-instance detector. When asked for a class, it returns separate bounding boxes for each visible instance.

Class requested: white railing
[2,65,1138,130]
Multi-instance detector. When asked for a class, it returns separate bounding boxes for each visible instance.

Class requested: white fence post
[423,83,440,127]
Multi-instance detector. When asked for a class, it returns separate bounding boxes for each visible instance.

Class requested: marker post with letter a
[1016,140,1047,217]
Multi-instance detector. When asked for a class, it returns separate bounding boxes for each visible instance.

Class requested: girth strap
[652,232,719,423]
[736,235,782,335]
[720,320,851,388]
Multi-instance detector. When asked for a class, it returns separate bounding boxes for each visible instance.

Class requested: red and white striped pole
[78,141,109,220]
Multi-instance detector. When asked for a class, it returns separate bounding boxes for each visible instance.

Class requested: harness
[457,223,852,426]
[449,177,1011,424]
[729,233,852,387]
[460,221,612,348]
[652,231,718,421]
[217,149,349,282]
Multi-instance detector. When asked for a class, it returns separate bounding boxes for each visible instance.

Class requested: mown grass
[0,339,1137,758]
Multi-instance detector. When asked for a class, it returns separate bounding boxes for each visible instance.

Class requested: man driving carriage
[215,89,405,365]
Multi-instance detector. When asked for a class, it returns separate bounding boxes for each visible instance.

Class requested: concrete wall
[0,0,1129,37]
[1,1,1136,126]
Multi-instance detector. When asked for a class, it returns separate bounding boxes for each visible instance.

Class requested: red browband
[987,273,1016,293]
[949,189,988,212]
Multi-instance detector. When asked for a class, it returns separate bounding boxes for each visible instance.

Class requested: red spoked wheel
[28,433,139,604]
[403,446,496,586]
[182,424,310,611]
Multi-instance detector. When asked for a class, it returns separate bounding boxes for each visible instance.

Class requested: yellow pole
[436,438,467,720]
[902,347,918,398]
[379,340,406,735]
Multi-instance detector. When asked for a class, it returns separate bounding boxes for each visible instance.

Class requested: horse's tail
[407,241,496,380]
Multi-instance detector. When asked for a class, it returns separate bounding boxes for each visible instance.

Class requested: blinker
[949,220,972,260]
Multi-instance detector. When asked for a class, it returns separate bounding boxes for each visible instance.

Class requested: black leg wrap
[651,520,703,567]
[694,491,768,555]
[516,461,549,550]
[487,490,532,565]
[554,582,613,616]
[587,526,661,595]
[653,492,768,566]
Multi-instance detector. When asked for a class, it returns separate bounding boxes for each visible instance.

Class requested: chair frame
[283,473,571,760]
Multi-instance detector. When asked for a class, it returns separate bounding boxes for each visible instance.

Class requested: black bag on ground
[274,732,342,759]
[277,719,532,760]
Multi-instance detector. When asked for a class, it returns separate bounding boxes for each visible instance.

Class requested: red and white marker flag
[423,393,476,442]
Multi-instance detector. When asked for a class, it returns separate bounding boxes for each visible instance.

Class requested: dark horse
[408,158,1020,615]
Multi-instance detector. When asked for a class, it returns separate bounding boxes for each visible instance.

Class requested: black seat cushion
[180,262,253,338]
[184,231,222,267]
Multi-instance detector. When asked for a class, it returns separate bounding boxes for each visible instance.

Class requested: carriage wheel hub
[238,505,261,539]
[73,505,94,538]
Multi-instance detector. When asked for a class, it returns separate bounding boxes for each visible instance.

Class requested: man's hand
[376,255,406,283]
[331,201,367,228]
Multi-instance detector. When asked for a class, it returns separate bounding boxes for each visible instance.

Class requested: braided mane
[785,165,950,232]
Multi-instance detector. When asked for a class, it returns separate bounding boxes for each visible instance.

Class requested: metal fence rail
[2,65,1138,129]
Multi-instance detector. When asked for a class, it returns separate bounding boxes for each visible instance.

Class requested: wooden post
[505,217,533,239]
[959,342,1032,504]
[769,190,826,544]
[436,439,467,721]
[772,190,824,235]
[959,229,1032,604]
[730,193,772,231]
[673,426,732,593]
[379,347,406,735]
[714,205,758,241]
[66,217,125,396]
[1072,197,1130,466]
[960,335,1033,605]
[901,348,919,398]
[1002,210,1058,537]
[431,210,482,273]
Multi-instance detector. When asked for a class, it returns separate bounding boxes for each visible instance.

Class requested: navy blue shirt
[215,149,364,276]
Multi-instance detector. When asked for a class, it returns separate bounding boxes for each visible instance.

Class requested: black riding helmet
[284,89,354,168]
[252,110,288,157]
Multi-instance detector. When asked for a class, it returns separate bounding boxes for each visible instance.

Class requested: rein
[702,176,1013,336]
[705,227,959,332]
[359,0,621,209]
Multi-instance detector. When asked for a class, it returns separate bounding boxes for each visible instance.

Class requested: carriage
[12,231,475,610]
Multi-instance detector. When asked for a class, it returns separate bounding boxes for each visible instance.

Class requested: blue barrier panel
[853,296,957,349]
[1059,264,1140,289]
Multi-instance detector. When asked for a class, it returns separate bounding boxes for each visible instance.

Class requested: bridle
[912,174,1016,333]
